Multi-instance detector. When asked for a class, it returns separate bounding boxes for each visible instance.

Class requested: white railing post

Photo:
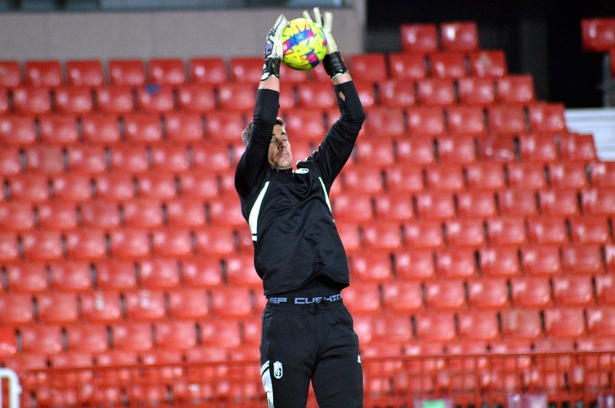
[0,368,22,408]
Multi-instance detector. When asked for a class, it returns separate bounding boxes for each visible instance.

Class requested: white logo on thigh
[273,361,283,379]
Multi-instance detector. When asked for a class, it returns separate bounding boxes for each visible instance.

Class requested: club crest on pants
[273,361,283,379]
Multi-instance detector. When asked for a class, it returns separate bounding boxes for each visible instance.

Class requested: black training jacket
[235,81,365,296]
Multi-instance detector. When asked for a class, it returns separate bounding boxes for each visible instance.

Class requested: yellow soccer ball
[282,18,327,71]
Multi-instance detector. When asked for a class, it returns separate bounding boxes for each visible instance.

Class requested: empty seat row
[400,21,481,54]
[0,286,265,326]
[0,74,536,117]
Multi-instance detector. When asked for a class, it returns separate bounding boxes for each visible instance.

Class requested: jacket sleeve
[234,89,280,198]
[309,81,365,190]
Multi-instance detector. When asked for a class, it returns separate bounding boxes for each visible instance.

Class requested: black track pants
[260,300,363,408]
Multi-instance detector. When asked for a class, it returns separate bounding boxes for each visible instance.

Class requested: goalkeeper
[234,7,365,408]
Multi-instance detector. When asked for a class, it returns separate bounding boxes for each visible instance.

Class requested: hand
[303,7,337,54]
[265,14,287,61]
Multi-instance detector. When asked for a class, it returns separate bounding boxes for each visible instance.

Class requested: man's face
[268,124,293,170]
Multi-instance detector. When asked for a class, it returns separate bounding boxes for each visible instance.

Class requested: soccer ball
[282,18,328,71]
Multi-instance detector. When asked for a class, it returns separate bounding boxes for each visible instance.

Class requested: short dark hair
[242,117,285,147]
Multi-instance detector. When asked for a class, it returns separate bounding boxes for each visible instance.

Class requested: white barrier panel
[0,368,22,408]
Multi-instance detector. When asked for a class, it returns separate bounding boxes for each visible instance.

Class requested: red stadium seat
[414,312,457,342]
[0,232,19,262]
[151,228,193,258]
[189,57,227,84]
[500,308,542,340]
[95,85,135,113]
[0,60,22,87]
[468,50,508,77]
[0,147,21,176]
[332,192,373,223]
[155,321,198,351]
[108,229,151,260]
[486,217,526,246]
[208,195,245,227]
[6,174,49,202]
[520,244,562,276]
[79,201,120,230]
[342,166,384,195]
[388,53,427,80]
[381,281,422,313]
[150,143,190,173]
[36,292,79,323]
[467,277,509,310]
[205,111,246,142]
[527,102,567,133]
[458,311,499,341]
[24,60,62,87]
[580,188,615,216]
[362,222,403,251]
[51,174,93,203]
[279,63,310,83]
[373,193,413,222]
[65,59,104,87]
[560,133,598,163]
[354,138,395,167]
[445,106,486,136]
[393,249,435,280]
[39,113,80,145]
[182,257,223,288]
[589,162,615,188]
[138,258,181,289]
[13,86,52,115]
[457,76,496,106]
[81,113,121,144]
[20,324,64,355]
[497,189,538,217]
[66,145,107,175]
[164,111,205,142]
[548,162,589,189]
[148,58,186,85]
[349,53,387,83]
[123,112,163,143]
[111,322,153,351]
[3,262,48,293]
[415,190,456,220]
[210,286,253,318]
[429,51,468,78]
[224,254,261,288]
[595,274,615,305]
[168,288,209,320]
[21,230,63,261]
[586,306,615,338]
[364,107,405,138]
[0,115,37,146]
[95,260,137,291]
[108,59,145,86]
[436,135,477,164]
[0,293,34,324]
[477,135,516,162]
[435,247,477,278]
[136,84,175,113]
[507,162,547,190]
[406,106,445,137]
[217,82,257,113]
[177,83,216,112]
[487,105,527,135]
[465,162,505,190]
[444,218,485,248]
[24,145,64,175]
[456,190,496,218]
[296,81,336,109]
[510,276,551,308]
[378,79,416,108]
[424,279,466,311]
[66,323,109,353]
[403,220,444,249]
[64,229,107,260]
[478,246,520,277]
[395,137,434,165]
[416,78,456,106]
[135,172,177,200]
[283,109,327,142]
[55,85,94,114]
[424,164,465,191]
[124,289,166,321]
[81,290,122,323]
[581,18,615,52]
[552,275,594,307]
[495,75,535,104]
[200,318,242,349]
[355,80,377,110]
[383,166,424,194]
[400,23,439,53]
[348,250,393,282]
[0,202,35,232]
[166,199,206,228]
[538,189,579,216]
[229,56,262,83]
[49,260,92,292]
[544,307,587,339]
[440,21,479,52]
[569,216,611,244]
[561,243,604,275]
[526,216,567,245]
[372,313,413,344]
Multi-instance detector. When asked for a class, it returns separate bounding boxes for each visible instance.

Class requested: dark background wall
[365,0,615,108]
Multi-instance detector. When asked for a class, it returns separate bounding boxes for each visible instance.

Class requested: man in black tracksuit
[234,8,365,408]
